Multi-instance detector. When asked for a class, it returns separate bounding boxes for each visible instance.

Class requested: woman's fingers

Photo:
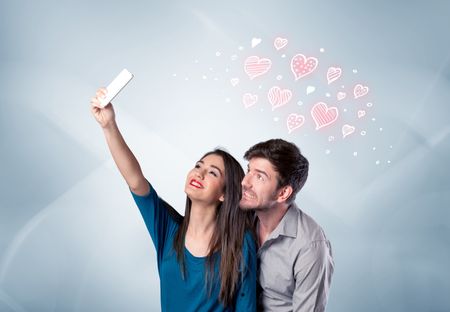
[96,88,107,98]
[90,97,102,108]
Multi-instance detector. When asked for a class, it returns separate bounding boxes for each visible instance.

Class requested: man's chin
[239,200,256,210]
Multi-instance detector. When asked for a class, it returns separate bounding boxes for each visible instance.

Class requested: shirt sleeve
[130,180,180,264]
[292,240,334,312]
[234,232,257,312]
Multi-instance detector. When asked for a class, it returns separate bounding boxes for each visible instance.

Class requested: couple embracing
[91,88,334,312]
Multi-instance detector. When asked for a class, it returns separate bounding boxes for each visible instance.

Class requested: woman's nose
[195,169,205,179]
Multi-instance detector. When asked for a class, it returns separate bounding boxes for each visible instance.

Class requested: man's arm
[292,240,334,312]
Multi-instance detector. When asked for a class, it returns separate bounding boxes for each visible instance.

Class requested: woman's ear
[277,185,293,203]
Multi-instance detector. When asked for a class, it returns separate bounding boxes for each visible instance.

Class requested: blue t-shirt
[131,182,256,312]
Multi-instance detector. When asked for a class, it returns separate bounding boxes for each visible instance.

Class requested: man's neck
[256,203,290,246]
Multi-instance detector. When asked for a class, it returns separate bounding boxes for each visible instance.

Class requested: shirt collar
[265,204,298,241]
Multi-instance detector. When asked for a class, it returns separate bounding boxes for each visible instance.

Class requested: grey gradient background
[1,0,450,311]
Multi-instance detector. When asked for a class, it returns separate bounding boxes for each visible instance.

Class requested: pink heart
[243,93,258,108]
[230,78,239,87]
[327,67,342,84]
[291,54,318,80]
[311,102,339,130]
[357,110,366,118]
[354,84,369,99]
[287,113,305,133]
[337,91,346,101]
[268,86,292,110]
[274,37,288,50]
[244,56,272,80]
[342,124,355,138]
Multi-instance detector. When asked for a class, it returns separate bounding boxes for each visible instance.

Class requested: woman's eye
[257,174,264,181]
[195,164,200,169]
[209,171,218,177]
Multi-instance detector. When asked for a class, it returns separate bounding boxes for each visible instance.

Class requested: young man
[240,139,334,312]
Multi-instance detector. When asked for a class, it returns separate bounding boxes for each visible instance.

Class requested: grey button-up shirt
[257,204,334,312]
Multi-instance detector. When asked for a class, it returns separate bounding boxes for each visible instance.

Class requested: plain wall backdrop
[1,0,449,311]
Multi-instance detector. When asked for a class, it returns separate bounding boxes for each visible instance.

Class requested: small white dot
[372,147,376,151]
[379,127,383,131]
[214,77,218,81]
[215,51,221,56]
[225,98,231,103]
[281,54,286,58]
[353,152,358,157]
[202,75,207,80]
[387,160,391,164]
[258,85,263,89]
[320,48,325,53]
[328,136,335,142]
[353,69,358,73]
[341,85,345,89]
[185,77,189,81]
[172,73,177,77]
[325,93,331,97]
[361,131,366,136]
[344,108,348,112]
[372,118,376,121]
[273,117,279,122]
[325,149,331,155]
[238,46,244,51]
[367,102,373,107]
[209,67,213,71]
[194,60,199,63]
[276,75,283,81]
[389,145,393,149]
[225,68,230,73]
[297,101,303,106]
[375,160,380,165]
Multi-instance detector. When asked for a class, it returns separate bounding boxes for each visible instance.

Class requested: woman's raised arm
[90,88,149,196]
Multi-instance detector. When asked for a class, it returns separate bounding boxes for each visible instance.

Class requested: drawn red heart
[230,78,239,87]
[311,102,339,130]
[354,84,369,99]
[274,37,288,50]
[242,93,258,108]
[337,91,347,101]
[268,86,292,110]
[327,67,342,84]
[244,56,272,80]
[342,124,355,138]
[291,54,318,80]
[287,114,305,133]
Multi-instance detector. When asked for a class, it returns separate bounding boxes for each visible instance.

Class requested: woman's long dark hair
[173,149,254,307]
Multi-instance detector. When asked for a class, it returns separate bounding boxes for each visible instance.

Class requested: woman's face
[184,154,226,205]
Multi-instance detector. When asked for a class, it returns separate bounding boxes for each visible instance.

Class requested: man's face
[240,157,280,211]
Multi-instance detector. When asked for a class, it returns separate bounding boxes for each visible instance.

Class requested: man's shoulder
[290,204,329,244]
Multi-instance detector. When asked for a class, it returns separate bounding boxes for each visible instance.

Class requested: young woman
[90,88,256,311]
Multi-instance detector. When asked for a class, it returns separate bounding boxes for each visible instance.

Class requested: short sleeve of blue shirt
[130,181,180,268]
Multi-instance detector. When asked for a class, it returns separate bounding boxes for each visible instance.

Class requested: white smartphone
[100,69,134,107]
